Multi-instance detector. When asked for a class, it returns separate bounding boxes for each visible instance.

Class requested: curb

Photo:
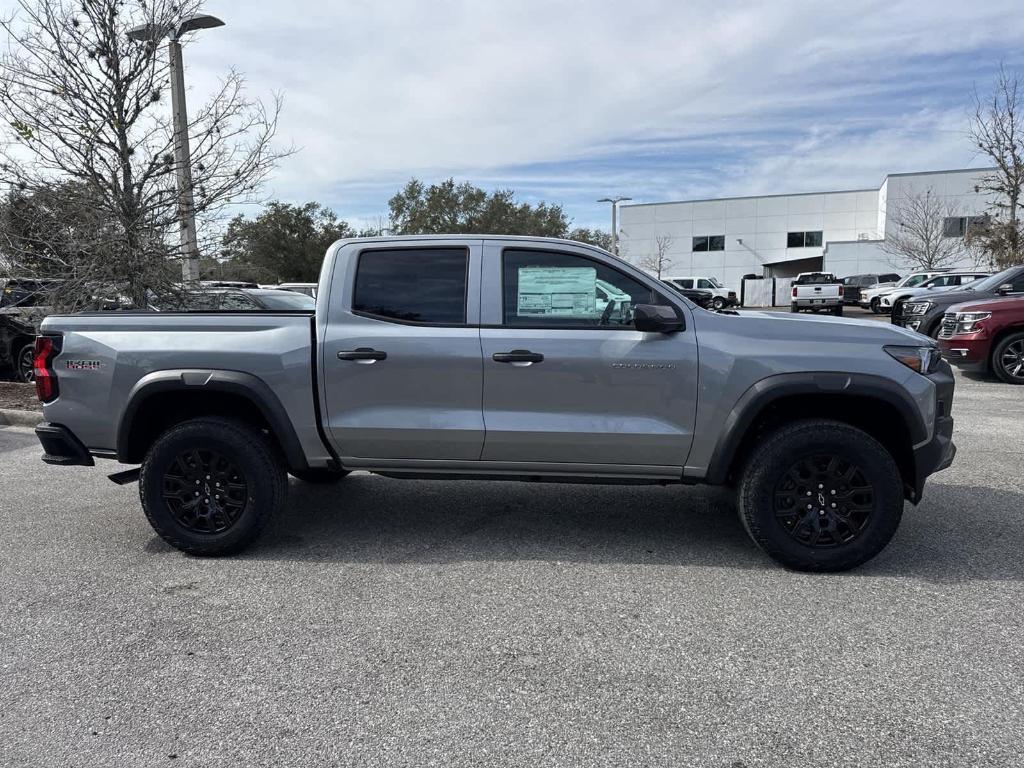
[0,408,42,428]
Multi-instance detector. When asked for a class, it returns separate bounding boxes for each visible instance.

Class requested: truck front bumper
[35,423,94,467]
[909,363,956,503]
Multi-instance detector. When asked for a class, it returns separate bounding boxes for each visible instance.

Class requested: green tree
[220,202,356,283]
[568,227,613,251]
[388,178,571,238]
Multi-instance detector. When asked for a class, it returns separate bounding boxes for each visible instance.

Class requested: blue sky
[6,0,1024,231]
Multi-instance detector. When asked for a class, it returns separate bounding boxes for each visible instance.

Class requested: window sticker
[517,266,597,316]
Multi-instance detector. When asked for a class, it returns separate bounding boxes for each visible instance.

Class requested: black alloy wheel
[773,454,875,547]
[162,448,248,534]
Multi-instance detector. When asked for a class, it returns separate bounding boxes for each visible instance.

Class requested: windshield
[256,291,316,310]
[961,266,1021,292]
[707,277,724,289]
[900,274,932,288]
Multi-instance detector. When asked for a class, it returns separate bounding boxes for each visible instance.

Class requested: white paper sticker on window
[517,267,597,316]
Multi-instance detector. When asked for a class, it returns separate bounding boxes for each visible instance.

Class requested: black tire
[139,417,287,556]
[712,296,727,311]
[15,342,35,383]
[870,298,882,314]
[832,305,844,317]
[290,468,350,484]
[790,303,799,313]
[992,331,1024,384]
[737,420,904,572]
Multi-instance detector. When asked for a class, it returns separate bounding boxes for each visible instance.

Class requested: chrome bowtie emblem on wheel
[818,492,826,506]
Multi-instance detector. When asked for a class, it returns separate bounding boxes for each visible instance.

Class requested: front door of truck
[478,242,698,470]
[320,241,484,462]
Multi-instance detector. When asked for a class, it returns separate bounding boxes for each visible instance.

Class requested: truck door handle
[492,350,544,365]
[337,348,387,363]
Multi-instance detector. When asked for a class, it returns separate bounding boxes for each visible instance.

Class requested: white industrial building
[618,167,993,292]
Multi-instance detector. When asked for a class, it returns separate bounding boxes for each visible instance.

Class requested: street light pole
[128,15,225,286]
[597,196,632,256]
[167,36,199,283]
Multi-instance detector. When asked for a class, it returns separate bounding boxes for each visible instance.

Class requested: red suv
[938,295,1024,384]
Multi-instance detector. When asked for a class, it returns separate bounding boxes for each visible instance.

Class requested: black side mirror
[997,283,1014,295]
[634,304,684,333]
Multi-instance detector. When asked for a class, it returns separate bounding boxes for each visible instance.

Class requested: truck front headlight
[884,345,941,374]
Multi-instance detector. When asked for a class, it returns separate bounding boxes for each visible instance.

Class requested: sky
[6,0,1024,230]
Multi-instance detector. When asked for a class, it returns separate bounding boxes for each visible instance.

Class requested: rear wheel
[832,305,844,317]
[992,332,1024,384]
[737,420,904,572]
[790,303,799,313]
[140,417,287,555]
[15,342,34,383]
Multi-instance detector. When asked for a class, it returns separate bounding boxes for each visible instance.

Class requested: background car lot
[1,363,1021,766]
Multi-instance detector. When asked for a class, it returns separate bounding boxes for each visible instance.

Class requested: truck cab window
[502,249,662,328]
[353,248,468,325]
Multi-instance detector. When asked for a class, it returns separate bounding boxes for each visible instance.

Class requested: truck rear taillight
[33,335,62,403]
[792,286,798,297]
[838,285,844,296]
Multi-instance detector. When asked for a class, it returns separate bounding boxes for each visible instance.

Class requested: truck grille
[939,313,957,339]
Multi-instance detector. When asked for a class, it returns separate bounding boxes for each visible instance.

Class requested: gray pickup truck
[33,236,956,571]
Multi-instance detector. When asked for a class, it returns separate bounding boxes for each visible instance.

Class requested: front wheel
[870,298,882,314]
[992,331,1024,384]
[737,420,904,572]
[139,417,287,555]
[712,296,727,311]
[15,342,34,383]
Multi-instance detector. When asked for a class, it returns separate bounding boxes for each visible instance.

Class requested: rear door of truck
[318,239,485,463]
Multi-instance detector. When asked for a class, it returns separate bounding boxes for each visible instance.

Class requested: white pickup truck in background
[791,272,844,316]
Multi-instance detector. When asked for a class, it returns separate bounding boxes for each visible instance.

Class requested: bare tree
[641,234,674,279]
[0,0,290,309]
[970,66,1024,268]
[882,188,969,271]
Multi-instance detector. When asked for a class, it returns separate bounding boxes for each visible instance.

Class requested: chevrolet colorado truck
[33,236,956,572]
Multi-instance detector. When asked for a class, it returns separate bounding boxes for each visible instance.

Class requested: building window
[787,231,823,248]
[692,235,725,252]
[942,216,986,238]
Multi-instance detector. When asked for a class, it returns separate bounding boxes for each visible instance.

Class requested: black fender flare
[704,372,927,484]
[116,369,308,470]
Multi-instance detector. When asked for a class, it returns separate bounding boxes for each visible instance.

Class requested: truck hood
[730,310,930,344]
[909,287,993,309]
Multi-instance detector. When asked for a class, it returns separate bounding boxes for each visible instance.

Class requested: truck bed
[38,311,327,461]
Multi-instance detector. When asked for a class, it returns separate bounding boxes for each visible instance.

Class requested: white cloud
[2,0,1023,224]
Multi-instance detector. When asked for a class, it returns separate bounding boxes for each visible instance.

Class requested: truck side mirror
[634,304,684,333]
[997,283,1014,295]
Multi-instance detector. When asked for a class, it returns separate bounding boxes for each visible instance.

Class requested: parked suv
[841,273,901,306]
[663,276,737,310]
[894,265,1024,338]
[882,271,991,313]
[0,277,57,382]
[938,295,1024,384]
[860,271,949,314]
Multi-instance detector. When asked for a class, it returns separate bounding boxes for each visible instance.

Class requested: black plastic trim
[115,370,309,471]
[705,372,928,485]
[36,423,94,467]
[309,316,342,470]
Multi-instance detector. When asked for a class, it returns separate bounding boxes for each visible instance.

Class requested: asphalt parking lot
[2,324,1023,767]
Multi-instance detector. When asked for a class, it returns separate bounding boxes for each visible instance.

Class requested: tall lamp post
[128,14,225,285]
[597,196,632,256]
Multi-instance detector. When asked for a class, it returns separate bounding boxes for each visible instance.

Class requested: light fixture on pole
[597,196,632,256]
[128,15,225,285]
